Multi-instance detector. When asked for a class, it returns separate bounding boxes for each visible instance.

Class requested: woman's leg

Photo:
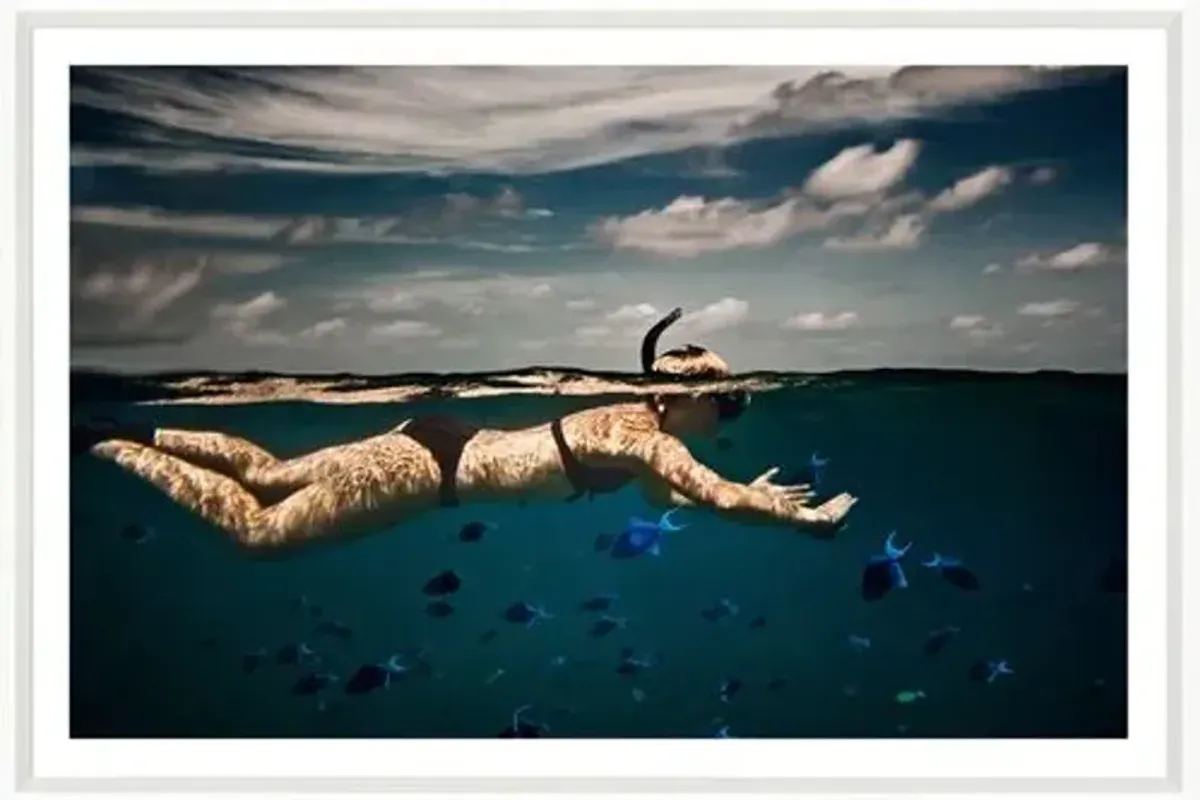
[88,434,442,549]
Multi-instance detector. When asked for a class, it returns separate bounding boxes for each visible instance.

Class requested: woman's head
[640,308,751,436]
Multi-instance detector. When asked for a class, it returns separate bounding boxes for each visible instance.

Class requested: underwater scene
[70,370,1127,739]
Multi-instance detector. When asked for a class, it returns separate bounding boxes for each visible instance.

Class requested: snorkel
[641,307,684,374]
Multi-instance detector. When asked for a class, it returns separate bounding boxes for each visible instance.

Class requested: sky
[69,66,1128,375]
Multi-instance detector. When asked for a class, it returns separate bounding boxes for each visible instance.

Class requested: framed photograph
[4,1,1186,794]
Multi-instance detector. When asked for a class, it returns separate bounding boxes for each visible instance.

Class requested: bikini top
[549,418,636,502]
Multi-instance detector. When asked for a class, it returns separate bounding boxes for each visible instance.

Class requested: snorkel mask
[640,307,751,422]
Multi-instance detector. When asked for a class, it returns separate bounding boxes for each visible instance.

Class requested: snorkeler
[72,307,858,551]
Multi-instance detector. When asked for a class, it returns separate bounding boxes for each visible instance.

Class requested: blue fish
[861,531,912,601]
[922,553,980,591]
[847,634,872,653]
[712,724,734,738]
[808,451,830,489]
[609,508,686,559]
[969,658,1015,684]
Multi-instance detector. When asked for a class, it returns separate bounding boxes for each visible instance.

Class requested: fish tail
[890,562,909,590]
[922,553,942,568]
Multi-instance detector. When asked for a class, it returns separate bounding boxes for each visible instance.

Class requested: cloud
[781,310,859,331]
[70,244,217,347]
[949,314,986,329]
[369,320,442,339]
[593,193,871,258]
[824,213,925,251]
[208,291,292,346]
[211,291,286,323]
[71,66,1101,175]
[1015,242,1121,271]
[1018,300,1079,317]
[1029,166,1058,184]
[566,299,596,311]
[802,140,922,199]
[983,263,1003,274]
[679,298,750,333]
[72,187,555,250]
[437,336,480,350]
[300,318,347,339]
[928,166,1013,212]
[734,67,1099,140]
[605,303,659,323]
[341,271,559,317]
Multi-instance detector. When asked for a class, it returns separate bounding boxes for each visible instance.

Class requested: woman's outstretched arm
[629,432,856,535]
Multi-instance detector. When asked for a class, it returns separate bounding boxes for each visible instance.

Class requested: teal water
[69,372,1127,738]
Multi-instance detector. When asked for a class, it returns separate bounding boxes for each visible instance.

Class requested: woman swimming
[72,308,858,552]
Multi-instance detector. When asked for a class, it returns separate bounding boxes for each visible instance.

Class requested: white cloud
[369,320,442,339]
[593,193,870,258]
[566,299,596,311]
[71,66,1089,175]
[928,166,1013,212]
[824,213,925,251]
[967,325,1005,341]
[679,298,750,333]
[1029,166,1057,184]
[1018,300,1079,317]
[802,140,922,199]
[1015,242,1120,271]
[983,263,1003,275]
[300,318,347,339]
[211,291,286,323]
[781,310,859,331]
[606,303,659,323]
[345,271,559,316]
[949,315,986,330]
[574,325,611,339]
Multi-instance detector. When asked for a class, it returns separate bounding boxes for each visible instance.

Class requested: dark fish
[588,615,627,637]
[345,656,406,695]
[748,615,767,629]
[425,600,455,619]
[498,705,548,737]
[968,658,991,682]
[1099,554,1127,593]
[719,678,743,703]
[619,646,635,661]
[120,523,154,544]
[922,553,979,591]
[861,531,912,601]
[276,642,317,665]
[923,625,961,657]
[579,592,619,612]
[459,521,494,542]
[700,598,739,622]
[314,619,352,640]
[767,677,789,692]
[423,569,462,596]
[292,671,338,696]
[616,653,658,676]
[479,629,498,644]
[593,532,617,553]
[502,602,553,628]
[241,648,267,674]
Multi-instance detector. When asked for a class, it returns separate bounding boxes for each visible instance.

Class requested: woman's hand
[796,492,858,538]
[749,466,817,505]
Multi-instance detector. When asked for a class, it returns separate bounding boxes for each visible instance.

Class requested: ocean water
[69,372,1127,739]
